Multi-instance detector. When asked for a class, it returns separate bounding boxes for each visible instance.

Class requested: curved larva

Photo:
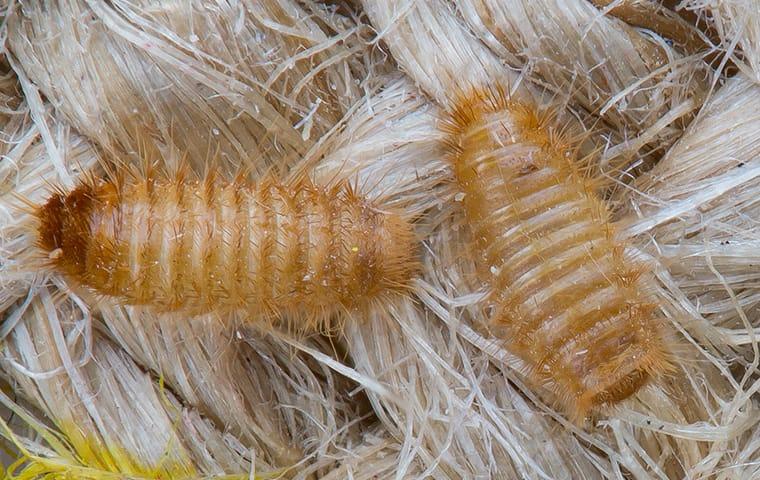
[443,86,672,420]
[34,174,418,326]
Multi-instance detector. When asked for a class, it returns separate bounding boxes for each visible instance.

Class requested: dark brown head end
[36,184,97,275]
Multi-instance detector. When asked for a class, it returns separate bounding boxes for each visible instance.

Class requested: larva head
[36,183,99,277]
[563,309,674,423]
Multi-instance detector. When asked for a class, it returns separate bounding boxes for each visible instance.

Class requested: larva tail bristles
[35,172,420,332]
[443,83,673,421]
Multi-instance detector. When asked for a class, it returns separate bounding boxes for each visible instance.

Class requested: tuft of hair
[442,83,674,422]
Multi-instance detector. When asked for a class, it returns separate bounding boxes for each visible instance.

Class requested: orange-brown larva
[442,86,672,420]
[35,173,418,327]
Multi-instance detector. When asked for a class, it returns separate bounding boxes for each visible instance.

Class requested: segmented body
[443,87,671,418]
[36,175,417,324]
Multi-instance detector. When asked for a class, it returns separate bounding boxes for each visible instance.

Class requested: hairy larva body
[35,174,418,325]
[443,87,672,419]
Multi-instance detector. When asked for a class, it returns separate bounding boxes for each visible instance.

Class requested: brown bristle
[36,183,98,279]
[443,85,672,421]
[35,174,419,329]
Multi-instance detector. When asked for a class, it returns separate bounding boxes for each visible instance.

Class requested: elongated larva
[35,174,418,326]
[443,86,672,420]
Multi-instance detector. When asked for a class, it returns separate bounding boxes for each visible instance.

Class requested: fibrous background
[0,1,759,479]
